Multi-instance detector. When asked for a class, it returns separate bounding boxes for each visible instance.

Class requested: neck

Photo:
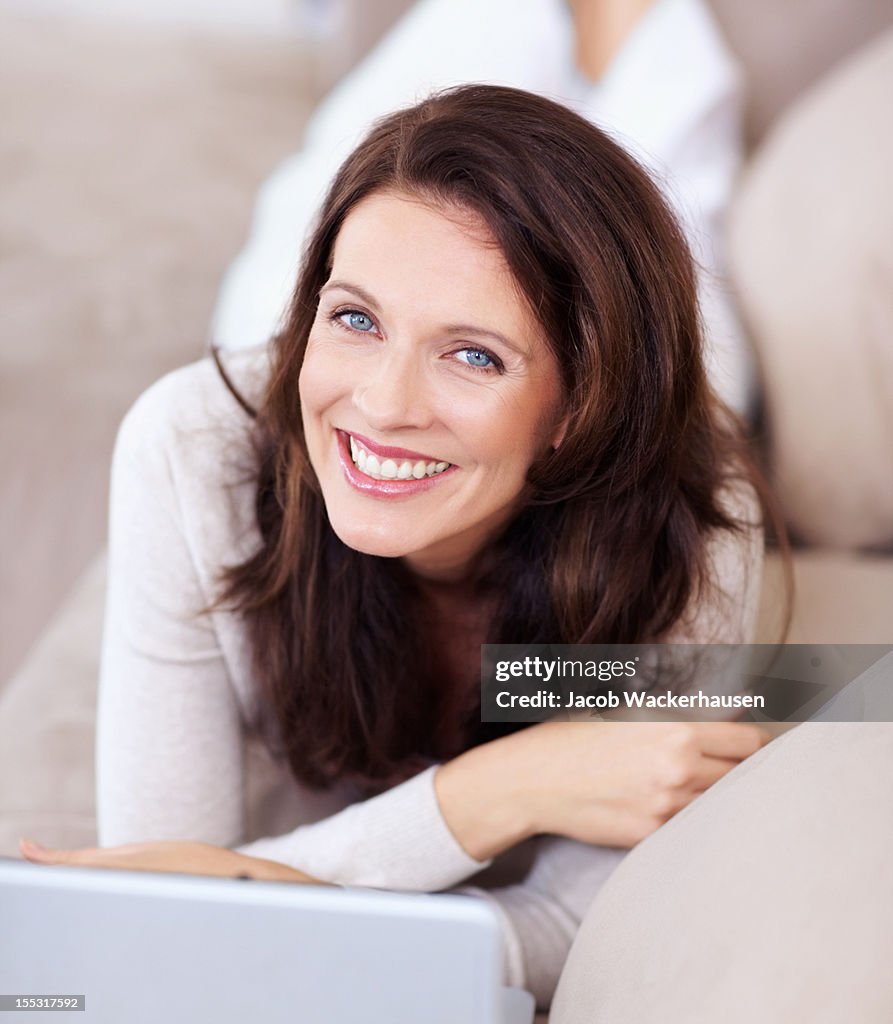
[401,553,477,587]
[413,571,479,606]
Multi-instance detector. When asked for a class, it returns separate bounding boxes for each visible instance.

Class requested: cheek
[298,341,345,418]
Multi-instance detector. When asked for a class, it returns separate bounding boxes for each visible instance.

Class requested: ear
[551,412,570,451]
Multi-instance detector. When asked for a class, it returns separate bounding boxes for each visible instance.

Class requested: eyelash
[328,308,505,374]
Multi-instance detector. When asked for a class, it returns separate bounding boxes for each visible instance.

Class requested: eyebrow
[321,280,380,311]
[320,279,529,357]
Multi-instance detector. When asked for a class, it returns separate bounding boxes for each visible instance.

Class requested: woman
[22,85,767,1006]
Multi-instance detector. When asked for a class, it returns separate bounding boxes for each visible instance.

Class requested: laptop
[0,859,535,1024]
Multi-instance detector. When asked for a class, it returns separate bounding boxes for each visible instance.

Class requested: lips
[345,430,448,464]
[335,430,456,496]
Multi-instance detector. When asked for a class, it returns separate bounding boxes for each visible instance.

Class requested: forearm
[434,732,536,862]
[238,728,547,884]
[236,765,493,891]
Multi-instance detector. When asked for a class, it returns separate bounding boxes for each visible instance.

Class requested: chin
[327,517,417,560]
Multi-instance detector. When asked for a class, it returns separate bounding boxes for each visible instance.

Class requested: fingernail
[20,838,47,855]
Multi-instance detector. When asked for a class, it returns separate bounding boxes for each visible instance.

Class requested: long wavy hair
[214,84,760,791]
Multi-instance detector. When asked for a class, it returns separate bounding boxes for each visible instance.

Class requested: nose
[352,339,434,432]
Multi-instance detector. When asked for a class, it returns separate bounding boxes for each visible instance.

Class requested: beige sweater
[96,344,762,1006]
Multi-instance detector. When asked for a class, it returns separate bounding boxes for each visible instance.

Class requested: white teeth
[346,435,451,481]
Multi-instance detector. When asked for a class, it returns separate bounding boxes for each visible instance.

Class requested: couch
[1,3,892,1021]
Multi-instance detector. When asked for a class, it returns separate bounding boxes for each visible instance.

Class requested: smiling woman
[219,84,765,792]
[24,84,769,1009]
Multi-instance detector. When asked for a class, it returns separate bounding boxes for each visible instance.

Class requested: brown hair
[215,84,762,790]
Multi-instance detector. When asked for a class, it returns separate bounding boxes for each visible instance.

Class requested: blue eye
[338,310,376,332]
[457,348,496,370]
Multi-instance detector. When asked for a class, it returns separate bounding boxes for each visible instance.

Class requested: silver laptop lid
[0,859,534,1024]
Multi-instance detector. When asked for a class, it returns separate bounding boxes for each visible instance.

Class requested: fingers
[692,722,770,761]
[659,730,769,813]
[19,838,320,885]
[19,839,99,865]
[20,838,161,871]
[20,838,62,863]
[666,740,768,812]
[689,754,741,790]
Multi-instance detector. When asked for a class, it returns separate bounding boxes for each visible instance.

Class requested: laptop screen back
[0,859,521,1024]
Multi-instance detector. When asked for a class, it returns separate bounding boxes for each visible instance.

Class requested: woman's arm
[435,719,767,859]
[96,371,247,848]
[234,766,490,890]
[438,464,766,855]
[438,476,767,1009]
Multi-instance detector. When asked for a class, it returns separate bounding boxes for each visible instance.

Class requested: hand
[19,838,325,884]
[436,719,769,860]
[515,720,770,847]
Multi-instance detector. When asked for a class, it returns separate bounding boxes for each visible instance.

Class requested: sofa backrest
[708,0,893,144]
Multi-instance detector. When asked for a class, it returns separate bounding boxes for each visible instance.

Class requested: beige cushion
[0,556,105,855]
[729,30,893,549]
[550,721,893,1023]
[708,0,893,143]
[757,549,893,643]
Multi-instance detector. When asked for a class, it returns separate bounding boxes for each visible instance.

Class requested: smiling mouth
[347,433,452,481]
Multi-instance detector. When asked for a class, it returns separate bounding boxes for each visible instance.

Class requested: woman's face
[299,190,567,581]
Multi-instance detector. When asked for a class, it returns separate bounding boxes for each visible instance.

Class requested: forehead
[328,190,539,340]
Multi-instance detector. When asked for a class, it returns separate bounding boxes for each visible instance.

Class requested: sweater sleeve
[95,368,489,891]
[236,766,488,891]
[96,378,248,847]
